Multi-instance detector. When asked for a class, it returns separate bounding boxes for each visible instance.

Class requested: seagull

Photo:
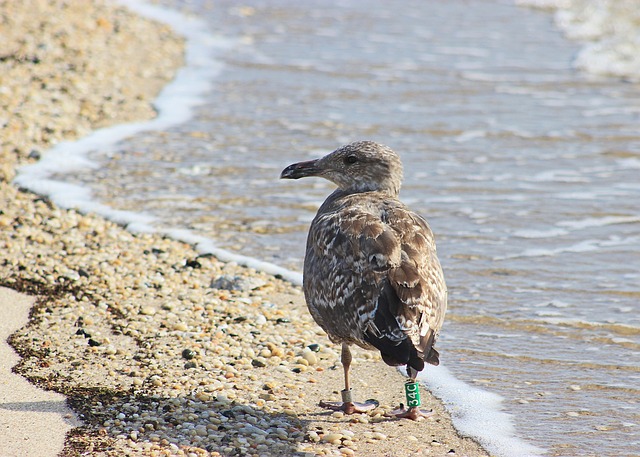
[280,141,447,420]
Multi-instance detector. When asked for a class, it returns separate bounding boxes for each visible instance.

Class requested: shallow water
[50,0,639,455]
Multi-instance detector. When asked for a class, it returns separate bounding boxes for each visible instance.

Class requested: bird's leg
[386,368,433,420]
[319,343,378,414]
[342,341,352,391]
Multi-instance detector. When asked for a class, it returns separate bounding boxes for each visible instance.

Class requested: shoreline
[0,1,491,456]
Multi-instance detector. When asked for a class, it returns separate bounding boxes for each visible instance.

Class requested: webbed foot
[319,399,378,414]
[386,404,433,421]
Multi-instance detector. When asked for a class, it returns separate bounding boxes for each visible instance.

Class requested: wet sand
[0,1,490,455]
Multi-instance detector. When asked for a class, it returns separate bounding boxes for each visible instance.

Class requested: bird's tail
[425,346,439,366]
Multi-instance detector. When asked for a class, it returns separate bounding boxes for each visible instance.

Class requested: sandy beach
[0,1,490,456]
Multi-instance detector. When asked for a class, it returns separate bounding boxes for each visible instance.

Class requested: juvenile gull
[280,141,447,420]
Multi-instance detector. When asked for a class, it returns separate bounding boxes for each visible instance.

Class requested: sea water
[17,1,640,455]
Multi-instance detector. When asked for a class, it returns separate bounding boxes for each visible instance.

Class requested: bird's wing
[348,199,447,369]
[304,195,447,369]
[303,202,385,343]
[380,204,447,366]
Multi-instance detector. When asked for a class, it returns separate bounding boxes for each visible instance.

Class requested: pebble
[302,348,318,366]
[173,322,189,331]
[211,275,267,291]
[323,433,344,444]
[140,306,156,316]
[181,349,196,360]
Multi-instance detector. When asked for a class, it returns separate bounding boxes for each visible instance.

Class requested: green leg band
[404,380,421,408]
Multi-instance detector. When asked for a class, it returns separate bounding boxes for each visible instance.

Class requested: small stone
[302,351,317,366]
[185,259,201,269]
[64,271,81,281]
[184,361,197,369]
[76,328,91,338]
[211,275,266,291]
[88,339,101,347]
[569,385,581,391]
[307,343,321,352]
[173,322,188,331]
[252,359,267,368]
[216,394,231,404]
[259,393,276,401]
[322,433,343,443]
[195,392,211,401]
[140,306,156,316]
[182,349,196,360]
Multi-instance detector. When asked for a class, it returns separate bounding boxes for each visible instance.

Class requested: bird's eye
[345,154,358,165]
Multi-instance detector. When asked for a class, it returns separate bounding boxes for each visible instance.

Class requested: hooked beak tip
[280,159,319,180]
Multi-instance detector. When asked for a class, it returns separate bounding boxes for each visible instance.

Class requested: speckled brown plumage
[281,141,447,418]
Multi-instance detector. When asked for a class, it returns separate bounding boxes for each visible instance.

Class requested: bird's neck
[327,187,399,203]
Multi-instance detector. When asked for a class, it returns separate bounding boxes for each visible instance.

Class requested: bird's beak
[280,159,320,179]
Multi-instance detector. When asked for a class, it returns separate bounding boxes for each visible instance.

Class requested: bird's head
[280,141,404,195]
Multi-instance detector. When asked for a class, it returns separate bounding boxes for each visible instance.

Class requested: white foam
[527,169,590,183]
[420,365,545,457]
[512,228,569,238]
[454,130,487,143]
[499,235,640,260]
[517,0,640,82]
[11,2,543,455]
[557,215,640,229]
